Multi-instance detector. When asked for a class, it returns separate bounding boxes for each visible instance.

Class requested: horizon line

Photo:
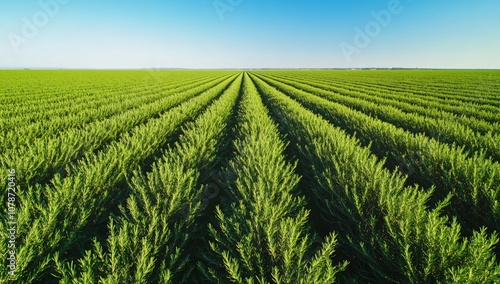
[1,67,499,71]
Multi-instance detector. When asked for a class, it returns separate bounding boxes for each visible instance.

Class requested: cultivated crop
[1,69,500,283]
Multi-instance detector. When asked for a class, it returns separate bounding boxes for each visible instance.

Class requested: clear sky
[1,0,499,69]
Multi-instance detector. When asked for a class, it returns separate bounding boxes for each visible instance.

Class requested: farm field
[2,69,500,283]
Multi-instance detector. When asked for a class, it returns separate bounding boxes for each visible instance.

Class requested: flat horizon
[2,67,500,71]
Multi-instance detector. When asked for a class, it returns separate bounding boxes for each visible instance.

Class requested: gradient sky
[1,0,499,69]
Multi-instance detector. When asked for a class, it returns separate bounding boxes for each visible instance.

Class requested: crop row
[252,72,500,236]
[0,72,222,133]
[267,72,500,134]
[0,74,230,152]
[250,73,500,282]
[55,73,243,283]
[0,74,238,283]
[199,73,347,283]
[1,74,235,188]
[260,73,500,161]
[309,70,500,105]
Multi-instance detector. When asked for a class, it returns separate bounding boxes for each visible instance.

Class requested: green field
[2,70,500,283]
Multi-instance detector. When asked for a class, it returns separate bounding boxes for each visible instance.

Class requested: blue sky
[1,0,499,69]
